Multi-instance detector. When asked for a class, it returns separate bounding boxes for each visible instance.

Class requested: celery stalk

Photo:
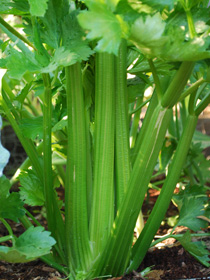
[89,53,115,257]
[65,64,91,273]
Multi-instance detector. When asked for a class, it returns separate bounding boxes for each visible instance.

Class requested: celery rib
[65,64,91,273]
[129,114,198,271]
[89,53,115,257]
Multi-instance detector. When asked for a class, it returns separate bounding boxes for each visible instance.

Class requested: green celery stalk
[130,91,158,165]
[42,74,66,263]
[161,62,194,108]
[65,64,91,274]
[85,107,93,221]
[129,97,143,149]
[148,59,162,100]
[179,77,204,102]
[89,52,115,256]
[129,113,198,272]
[195,92,210,115]
[90,104,172,278]
[115,40,130,210]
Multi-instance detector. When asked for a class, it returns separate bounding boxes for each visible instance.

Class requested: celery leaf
[0,176,10,199]
[0,227,56,263]
[62,11,94,61]
[130,12,210,61]
[175,231,210,267]
[177,195,208,231]
[19,170,44,207]
[142,0,176,9]
[0,176,25,222]
[15,226,56,258]
[5,47,40,80]
[0,191,25,222]
[28,0,48,17]
[19,116,43,141]
[78,1,128,55]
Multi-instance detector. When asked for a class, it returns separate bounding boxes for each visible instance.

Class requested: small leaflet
[28,0,48,17]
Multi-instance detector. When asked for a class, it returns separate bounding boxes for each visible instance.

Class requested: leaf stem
[161,62,194,108]
[42,73,66,262]
[148,59,162,100]
[186,10,197,39]
[115,39,130,210]
[91,105,172,278]
[0,218,15,244]
[129,97,151,115]
[129,114,198,272]
[151,232,210,247]
[130,97,143,149]
[179,78,204,102]
[89,53,115,257]
[65,63,91,273]
[0,235,13,243]
[195,91,210,116]
[0,16,36,50]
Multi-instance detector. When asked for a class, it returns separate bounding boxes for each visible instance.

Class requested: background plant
[0,0,210,279]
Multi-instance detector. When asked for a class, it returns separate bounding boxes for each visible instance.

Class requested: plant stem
[178,77,204,102]
[129,114,198,272]
[129,97,151,115]
[89,53,115,257]
[0,16,36,50]
[0,235,13,243]
[151,232,210,247]
[41,255,69,276]
[42,73,66,262]
[130,91,158,165]
[186,10,197,39]
[85,108,93,221]
[115,40,130,210]
[91,105,172,278]
[0,218,14,240]
[130,97,143,149]
[148,59,162,100]
[161,62,194,108]
[65,63,91,273]
[195,91,210,115]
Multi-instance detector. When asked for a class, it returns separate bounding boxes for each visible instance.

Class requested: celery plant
[0,1,210,279]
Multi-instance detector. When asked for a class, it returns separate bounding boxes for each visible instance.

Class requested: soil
[0,107,209,279]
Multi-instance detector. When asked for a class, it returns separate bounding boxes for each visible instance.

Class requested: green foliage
[19,170,44,206]
[28,0,48,17]
[19,116,43,140]
[175,231,210,267]
[78,1,129,55]
[0,0,210,278]
[177,195,208,231]
[0,176,25,222]
[0,226,56,263]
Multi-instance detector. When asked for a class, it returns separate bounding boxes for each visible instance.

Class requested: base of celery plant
[0,244,209,280]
